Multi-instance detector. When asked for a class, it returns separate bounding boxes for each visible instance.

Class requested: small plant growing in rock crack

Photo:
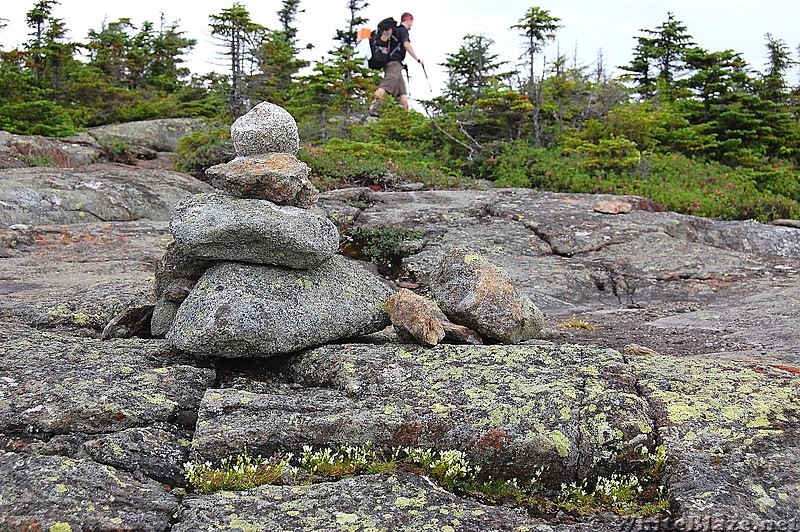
[184,443,670,518]
[404,448,480,491]
[18,154,56,167]
[340,226,426,268]
[299,443,391,477]
[184,449,296,493]
[548,445,670,517]
[556,314,599,330]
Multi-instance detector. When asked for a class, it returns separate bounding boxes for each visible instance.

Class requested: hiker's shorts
[380,61,407,97]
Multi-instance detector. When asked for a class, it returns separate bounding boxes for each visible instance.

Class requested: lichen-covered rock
[429,247,544,343]
[170,192,339,269]
[0,163,212,226]
[191,342,655,487]
[168,256,392,358]
[151,241,214,337]
[87,117,206,152]
[154,241,214,301]
[151,299,181,338]
[0,221,171,333]
[83,423,192,486]
[0,452,176,531]
[205,153,318,208]
[0,130,100,169]
[101,303,153,339]
[0,321,215,435]
[231,101,300,156]
[630,354,800,522]
[385,288,445,346]
[174,471,544,531]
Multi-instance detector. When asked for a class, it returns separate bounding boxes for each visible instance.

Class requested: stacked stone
[151,102,391,358]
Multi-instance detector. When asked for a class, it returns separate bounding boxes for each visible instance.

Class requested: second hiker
[369,12,425,115]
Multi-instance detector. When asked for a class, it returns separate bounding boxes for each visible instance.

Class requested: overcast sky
[2,0,799,105]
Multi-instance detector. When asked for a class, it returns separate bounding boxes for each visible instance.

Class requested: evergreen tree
[277,0,303,42]
[85,19,137,86]
[620,34,658,100]
[443,34,511,105]
[24,0,78,90]
[210,3,266,118]
[139,16,196,92]
[25,0,58,79]
[298,0,373,136]
[253,0,309,107]
[511,6,560,98]
[680,47,749,121]
[760,33,794,103]
[623,12,694,101]
[510,6,561,146]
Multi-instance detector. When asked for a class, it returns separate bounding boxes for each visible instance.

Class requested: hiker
[368,12,425,115]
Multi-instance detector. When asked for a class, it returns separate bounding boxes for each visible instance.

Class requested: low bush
[298,138,468,190]
[174,122,234,178]
[481,140,800,221]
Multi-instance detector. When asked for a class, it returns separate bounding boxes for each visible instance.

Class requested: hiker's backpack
[366,17,404,70]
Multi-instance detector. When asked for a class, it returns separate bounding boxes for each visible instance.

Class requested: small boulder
[170,192,339,269]
[231,102,300,156]
[385,289,445,347]
[429,247,544,344]
[206,153,318,208]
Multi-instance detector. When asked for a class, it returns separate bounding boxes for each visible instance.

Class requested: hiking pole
[403,63,412,98]
[420,63,432,92]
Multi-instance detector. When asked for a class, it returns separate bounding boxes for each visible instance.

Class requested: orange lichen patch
[477,429,510,450]
[264,153,301,171]
[227,153,300,173]
[392,421,423,447]
[771,364,800,375]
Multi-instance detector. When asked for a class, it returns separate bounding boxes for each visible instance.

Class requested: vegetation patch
[299,137,468,191]
[340,225,426,276]
[18,154,56,167]
[185,443,671,519]
[556,315,599,330]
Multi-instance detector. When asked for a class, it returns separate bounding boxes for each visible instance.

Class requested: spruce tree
[210,3,266,118]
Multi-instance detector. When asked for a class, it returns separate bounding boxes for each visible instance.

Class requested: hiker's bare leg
[369,88,386,114]
[398,94,410,111]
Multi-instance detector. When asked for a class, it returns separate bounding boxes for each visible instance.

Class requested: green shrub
[482,141,799,221]
[340,225,426,275]
[99,138,134,165]
[18,154,56,167]
[184,450,293,493]
[174,122,234,178]
[299,138,466,190]
[0,100,78,136]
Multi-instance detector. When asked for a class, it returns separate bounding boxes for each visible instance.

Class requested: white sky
[2,0,799,106]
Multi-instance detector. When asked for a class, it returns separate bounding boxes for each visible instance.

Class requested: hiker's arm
[403,41,424,65]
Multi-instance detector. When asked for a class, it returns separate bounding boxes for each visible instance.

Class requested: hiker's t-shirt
[392,25,409,62]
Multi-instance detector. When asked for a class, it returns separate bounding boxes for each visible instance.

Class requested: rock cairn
[151,102,391,357]
[151,102,544,356]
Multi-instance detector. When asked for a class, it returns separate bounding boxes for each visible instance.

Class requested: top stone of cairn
[231,101,300,156]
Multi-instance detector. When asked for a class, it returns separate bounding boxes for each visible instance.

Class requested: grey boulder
[0,452,176,531]
[167,255,392,357]
[231,101,300,156]
[170,192,339,269]
[429,246,544,343]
